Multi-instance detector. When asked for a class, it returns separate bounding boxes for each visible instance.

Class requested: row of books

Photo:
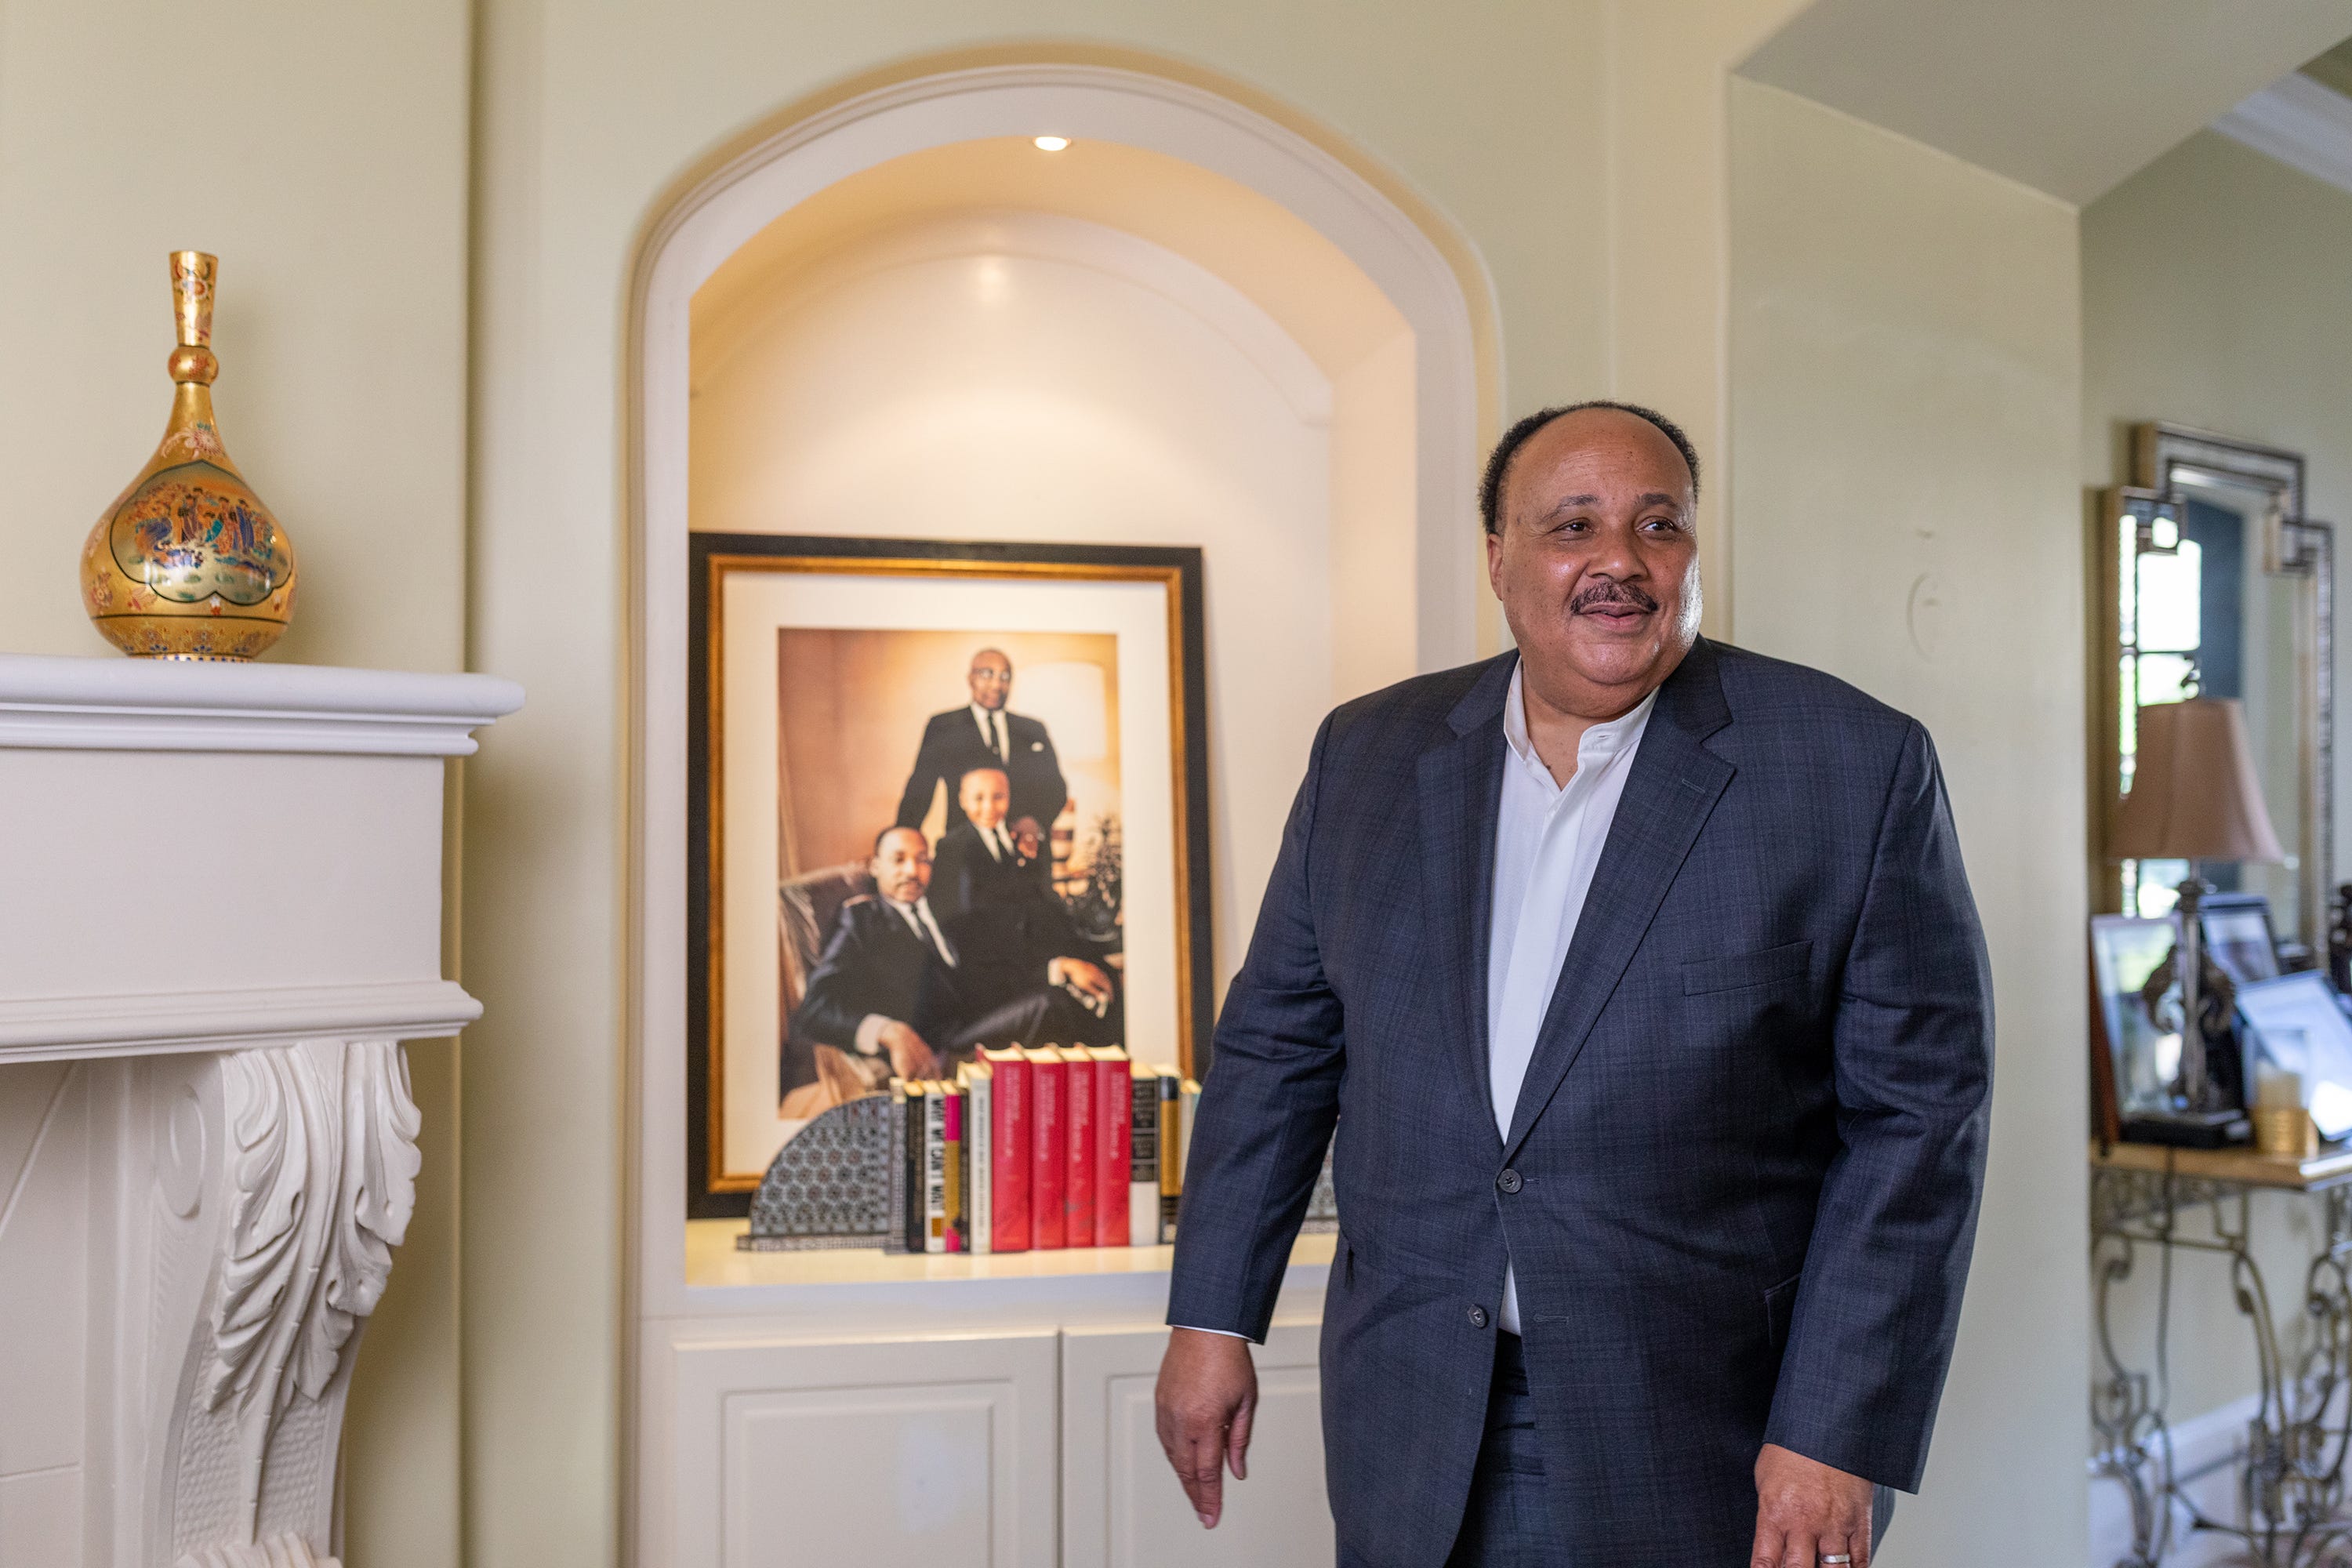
[884,1046,1201,1254]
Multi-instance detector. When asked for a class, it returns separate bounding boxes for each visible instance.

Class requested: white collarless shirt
[1486,664,1656,1333]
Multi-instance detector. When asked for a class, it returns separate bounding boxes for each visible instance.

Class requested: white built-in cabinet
[659,1318,1332,1568]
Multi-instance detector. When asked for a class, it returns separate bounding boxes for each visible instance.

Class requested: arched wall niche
[627,60,1490,1327]
[634,60,1492,670]
[688,132,1430,710]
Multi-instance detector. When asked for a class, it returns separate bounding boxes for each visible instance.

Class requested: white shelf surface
[686,1220,1335,1288]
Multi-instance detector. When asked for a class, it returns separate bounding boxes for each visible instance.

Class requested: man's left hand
[1048,956,1114,1006]
[1751,1443,1873,1568]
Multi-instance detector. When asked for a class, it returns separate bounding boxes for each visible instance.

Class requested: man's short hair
[958,764,1010,790]
[872,823,925,857]
[1477,400,1701,535]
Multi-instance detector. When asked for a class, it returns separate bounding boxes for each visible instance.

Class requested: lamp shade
[2111,697,2285,863]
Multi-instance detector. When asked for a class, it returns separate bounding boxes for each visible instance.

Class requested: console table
[2092,1141,2352,1567]
[0,652,519,1568]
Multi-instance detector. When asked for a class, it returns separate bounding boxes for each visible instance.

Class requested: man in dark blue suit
[1157,403,1991,1567]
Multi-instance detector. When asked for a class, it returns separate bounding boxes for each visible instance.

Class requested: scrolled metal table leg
[2203,1181,2352,1566]
[2092,1163,2176,1568]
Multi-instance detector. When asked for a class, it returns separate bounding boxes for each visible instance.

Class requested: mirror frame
[2092,422,2334,943]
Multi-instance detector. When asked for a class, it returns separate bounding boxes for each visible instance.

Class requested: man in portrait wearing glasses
[895,647,1069,842]
[1156,402,1993,1568]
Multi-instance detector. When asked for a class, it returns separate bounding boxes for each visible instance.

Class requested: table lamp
[2111,697,2286,1131]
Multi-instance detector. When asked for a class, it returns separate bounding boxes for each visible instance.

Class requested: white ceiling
[1740,0,2352,205]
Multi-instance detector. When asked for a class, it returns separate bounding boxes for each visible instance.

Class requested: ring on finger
[1820,1555,1853,1566]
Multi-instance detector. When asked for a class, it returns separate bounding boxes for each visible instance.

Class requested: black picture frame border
[686,532,1213,1220]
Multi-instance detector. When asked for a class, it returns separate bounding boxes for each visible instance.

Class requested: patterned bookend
[738,1094,896,1250]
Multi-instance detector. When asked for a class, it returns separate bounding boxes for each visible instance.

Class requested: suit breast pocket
[1680,939,1812,997]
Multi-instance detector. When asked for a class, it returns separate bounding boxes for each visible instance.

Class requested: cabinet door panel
[673,1330,1058,1568]
[1062,1322,1332,1568]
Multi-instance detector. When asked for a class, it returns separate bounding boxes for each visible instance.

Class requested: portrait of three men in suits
[786,646,1120,1095]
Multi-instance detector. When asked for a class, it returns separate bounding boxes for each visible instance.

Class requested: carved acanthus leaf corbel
[205,1039,418,1417]
[171,1039,419,1559]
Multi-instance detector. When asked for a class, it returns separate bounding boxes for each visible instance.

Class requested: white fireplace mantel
[0,652,521,1568]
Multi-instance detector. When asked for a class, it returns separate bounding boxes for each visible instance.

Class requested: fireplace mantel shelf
[0,649,522,755]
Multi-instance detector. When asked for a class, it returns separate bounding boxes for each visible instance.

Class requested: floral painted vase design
[82,252,296,659]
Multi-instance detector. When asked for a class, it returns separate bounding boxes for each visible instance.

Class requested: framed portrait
[2089,913,2183,1141]
[2199,891,2281,989]
[687,535,1211,1216]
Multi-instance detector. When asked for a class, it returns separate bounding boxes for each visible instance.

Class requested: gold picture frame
[687,535,1211,1215]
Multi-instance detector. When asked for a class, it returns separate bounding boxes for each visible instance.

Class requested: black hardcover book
[1130,1068,1160,1185]
[903,1083,927,1251]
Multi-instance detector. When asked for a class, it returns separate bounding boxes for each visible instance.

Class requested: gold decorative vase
[80,252,296,659]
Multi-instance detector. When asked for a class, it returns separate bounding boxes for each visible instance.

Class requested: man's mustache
[1570,581,1659,615]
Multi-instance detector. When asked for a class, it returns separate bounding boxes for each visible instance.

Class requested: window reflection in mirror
[2114,477,2306,936]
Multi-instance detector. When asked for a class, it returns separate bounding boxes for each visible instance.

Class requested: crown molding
[2214,71,2352,198]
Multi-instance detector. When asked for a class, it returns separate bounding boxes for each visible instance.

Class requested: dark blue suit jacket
[1167,639,1992,1566]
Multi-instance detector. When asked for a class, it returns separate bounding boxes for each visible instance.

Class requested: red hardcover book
[1089,1047,1132,1246]
[1064,1047,1097,1248]
[1025,1047,1066,1250]
[979,1047,1031,1252]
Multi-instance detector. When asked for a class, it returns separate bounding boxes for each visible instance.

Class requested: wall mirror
[2094,423,2335,946]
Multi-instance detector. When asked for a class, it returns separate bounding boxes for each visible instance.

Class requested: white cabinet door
[1061,1322,1333,1568]
[671,1329,1059,1568]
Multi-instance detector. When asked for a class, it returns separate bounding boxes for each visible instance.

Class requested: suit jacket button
[1467,1305,1489,1329]
[1497,1169,1523,1194]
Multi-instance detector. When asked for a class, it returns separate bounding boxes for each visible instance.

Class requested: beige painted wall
[0,0,474,672]
[2081,129,2352,1436]
[1730,79,2089,1560]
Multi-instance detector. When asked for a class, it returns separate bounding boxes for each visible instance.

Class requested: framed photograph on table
[686,534,1211,1217]
[2089,913,2183,1143]
[2199,892,2281,989]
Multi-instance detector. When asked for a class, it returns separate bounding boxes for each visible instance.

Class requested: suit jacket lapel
[1418,654,1516,1149]
[1501,641,1736,1162]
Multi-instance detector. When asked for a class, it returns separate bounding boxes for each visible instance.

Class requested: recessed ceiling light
[1033,135,1071,152]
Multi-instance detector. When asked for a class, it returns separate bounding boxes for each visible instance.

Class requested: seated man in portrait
[929,765,1051,920]
[787,826,1116,1094]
